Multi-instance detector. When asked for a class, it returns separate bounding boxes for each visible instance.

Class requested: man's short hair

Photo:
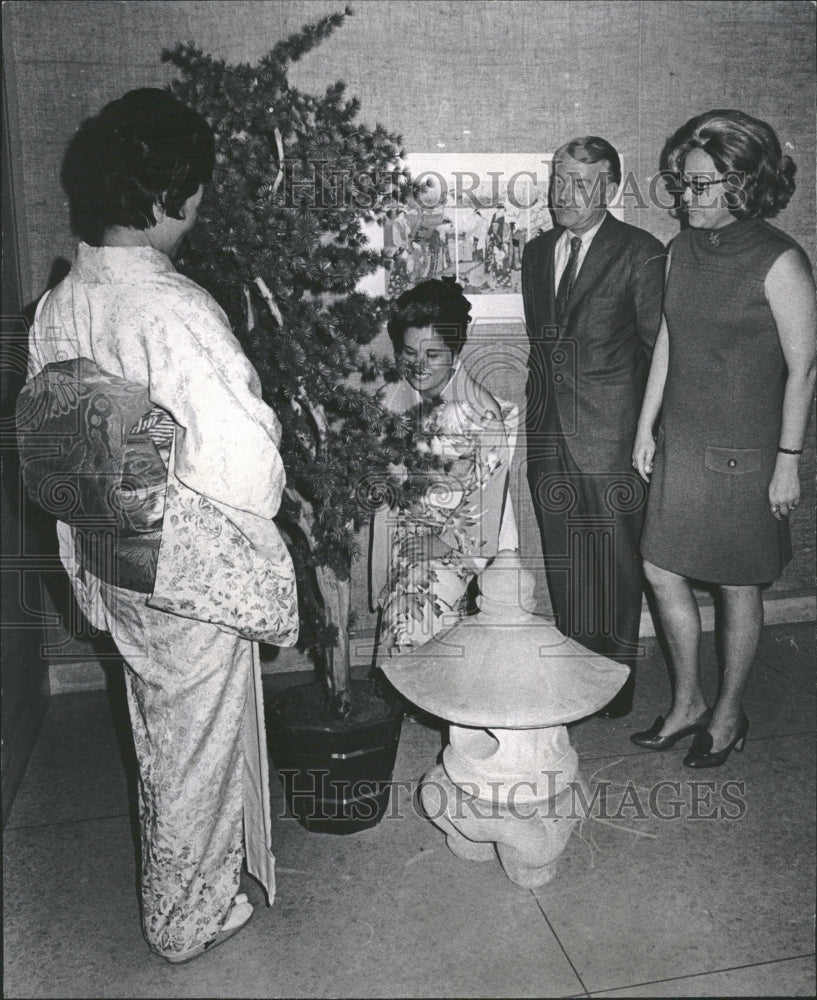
[554,136,622,186]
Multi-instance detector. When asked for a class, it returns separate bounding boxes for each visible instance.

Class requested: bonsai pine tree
[164,7,440,717]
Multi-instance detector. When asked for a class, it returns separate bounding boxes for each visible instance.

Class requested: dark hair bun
[61,88,214,244]
[387,278,472,356]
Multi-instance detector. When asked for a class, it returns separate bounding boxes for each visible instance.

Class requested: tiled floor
[3,623,815,998]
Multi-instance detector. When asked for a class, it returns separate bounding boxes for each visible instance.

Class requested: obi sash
[16,357,168,593]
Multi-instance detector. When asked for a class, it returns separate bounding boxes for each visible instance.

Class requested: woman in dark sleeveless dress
[631,110,816,767]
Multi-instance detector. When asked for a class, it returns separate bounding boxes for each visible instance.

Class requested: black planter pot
[265,679,404,835]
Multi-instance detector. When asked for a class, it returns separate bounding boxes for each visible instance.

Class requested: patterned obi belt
[16,358,172,593]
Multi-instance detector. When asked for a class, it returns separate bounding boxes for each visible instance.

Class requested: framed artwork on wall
[396,154,553,316]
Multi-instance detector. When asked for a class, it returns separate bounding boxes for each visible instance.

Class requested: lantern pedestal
[382,551,629,887]
[420,720,584,887]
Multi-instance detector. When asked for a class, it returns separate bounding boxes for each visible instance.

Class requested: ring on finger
[770,504,780,513]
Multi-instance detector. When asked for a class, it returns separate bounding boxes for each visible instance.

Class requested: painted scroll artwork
[384,154,554,304]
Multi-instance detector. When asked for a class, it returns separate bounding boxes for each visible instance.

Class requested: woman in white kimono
[17,90,296,963]
[371,279,518,656]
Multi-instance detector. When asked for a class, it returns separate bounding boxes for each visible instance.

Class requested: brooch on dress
[707,231,720,247]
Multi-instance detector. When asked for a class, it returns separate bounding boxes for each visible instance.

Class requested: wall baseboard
[640,592,815,638]
[48,590,816,695]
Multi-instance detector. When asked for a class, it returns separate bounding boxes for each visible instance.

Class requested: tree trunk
[315,565,352,718]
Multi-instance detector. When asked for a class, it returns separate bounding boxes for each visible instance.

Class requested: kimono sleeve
[141,282,285,519]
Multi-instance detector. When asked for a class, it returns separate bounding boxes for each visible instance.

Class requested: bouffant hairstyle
[663,109,796,219]
[61,88,215,244]
[554,136,622,187]
[387,279,472,358]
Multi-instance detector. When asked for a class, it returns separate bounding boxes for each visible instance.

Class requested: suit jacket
[522,213,665,473]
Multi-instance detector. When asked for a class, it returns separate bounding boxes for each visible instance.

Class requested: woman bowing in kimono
[370,279,518,657]
[17,90,297,963]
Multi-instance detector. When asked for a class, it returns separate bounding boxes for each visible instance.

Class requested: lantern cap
[381,551,630,728]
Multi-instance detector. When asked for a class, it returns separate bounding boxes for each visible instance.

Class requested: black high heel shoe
[683,715,749,768]
[630,709,711,751]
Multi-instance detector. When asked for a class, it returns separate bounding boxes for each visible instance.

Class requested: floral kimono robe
[371,366,518,655]
[22,243,293,960]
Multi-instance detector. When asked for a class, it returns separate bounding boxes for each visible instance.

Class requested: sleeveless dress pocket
[704,446,762,476]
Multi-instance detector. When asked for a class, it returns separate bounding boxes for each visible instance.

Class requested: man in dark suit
[522,136,665,717]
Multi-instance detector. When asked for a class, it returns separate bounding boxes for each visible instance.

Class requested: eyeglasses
[679,176,726,196]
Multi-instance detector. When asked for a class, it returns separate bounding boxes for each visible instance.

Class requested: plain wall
[2,57,50,817]
[4,0,815,651]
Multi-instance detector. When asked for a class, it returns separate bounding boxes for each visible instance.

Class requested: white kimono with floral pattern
[27,243,284,959]
[371,366,518,655]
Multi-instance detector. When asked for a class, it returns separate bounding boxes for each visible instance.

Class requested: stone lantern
[381,550,629,888]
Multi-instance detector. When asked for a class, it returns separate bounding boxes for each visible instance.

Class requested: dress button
[728,458,737,468]
[554,373,564,383]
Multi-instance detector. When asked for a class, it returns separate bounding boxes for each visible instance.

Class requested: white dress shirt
[553,214,606,289]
